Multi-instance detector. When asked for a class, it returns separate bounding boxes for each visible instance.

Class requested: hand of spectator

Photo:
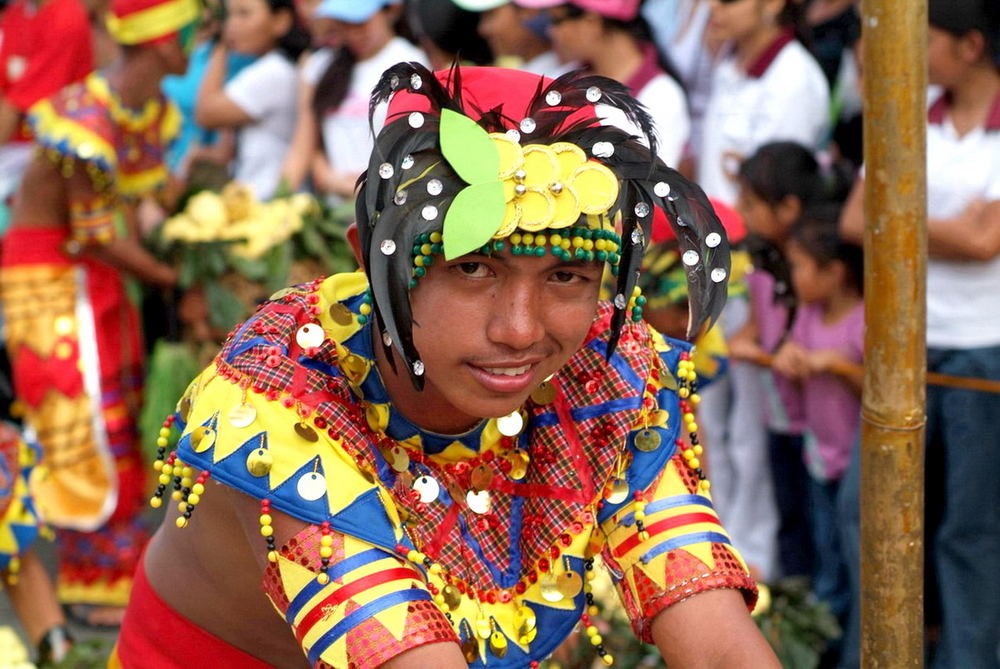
[805,349,842,375]
[727,333,765,363]
[772,341,809,380]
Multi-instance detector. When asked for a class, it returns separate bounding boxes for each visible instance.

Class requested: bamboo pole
[859,1,926,666]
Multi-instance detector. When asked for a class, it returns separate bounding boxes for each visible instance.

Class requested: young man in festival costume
[0,0,199,624]
[118,64,780,668]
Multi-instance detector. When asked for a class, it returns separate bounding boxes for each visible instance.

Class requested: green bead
[358,314,369,325]
[423,255,434,267]
[575,248,586,259]
[432,243,443,254]
[409,278,418,288]
[596,250,608,261]
[493,241,505,252]
[636,295,647,306]
[415,266,426,277]
[534,246,546,257]
[512,245,523,256]
[611,265,620,276]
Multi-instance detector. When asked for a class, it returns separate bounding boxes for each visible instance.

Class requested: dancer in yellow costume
[116,64,780,668]
[0,0,197,620]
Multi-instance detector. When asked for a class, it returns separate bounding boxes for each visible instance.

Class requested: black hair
[789,202,863,297]
[404,0,493,66]
[929,0,1000,65]
[739,141,824,206]
[266,0,310,62]
[313,46,358,122]
[778,0,812,49]
[357,63,731,389]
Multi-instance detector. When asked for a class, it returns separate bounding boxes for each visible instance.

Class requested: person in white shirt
[698,0,830,207]
[195,0,308,200]
[280,0,426,200]
[841,2,1000,666]
[515,0,690,169]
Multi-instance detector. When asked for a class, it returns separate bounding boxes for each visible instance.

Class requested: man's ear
[346,222,365,270]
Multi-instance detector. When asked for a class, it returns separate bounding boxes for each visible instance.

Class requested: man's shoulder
[28,75,116,172]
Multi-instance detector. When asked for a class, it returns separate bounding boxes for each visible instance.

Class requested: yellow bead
[678,387,690,398]
[259,513,272,526]
[535,235,547,246]
[320,535,333,546]
[591,634,603,645]
[586,625,599,636]
[260,525,274,537]
[583,239,594,250]
[561,239,571,250]
[429,563,443,575]
[683,448,695,459]
[186,493,201,505]
[181,477,193,488]
[588,605,599,616]
[634,511,645,521]
[586,569,596,581]
[550,234,563,246]
[171,490,183,501]
[162,464,173,476]
[149,496,162,508]
[178,502,188,513]
[158,473,171,485]
[434,594,445,605]
[632,286,641,296]
[267,551,278,563]
[687,422,699,432]
[421,244,433,255]
[156,437,169,448]
[414,255,425,267]
[319,546,333,558]
[510,233,522,245]
[159,427,171,438]
[192,483,205,495]
[700,480,711,491]
[430,232,442,243]
[175,517,188,528]
[595,239,606,250]
[688,458,700,469]
[602,653,614,665]
[523,234,534,245]
[359,303,372,315]
[316,572,330,585]
[572,237,584,248]
[683,412,695,422]
[153,460,163,471]
[693,445,703,455]
[182,467,193,477]
[639,531,650,541]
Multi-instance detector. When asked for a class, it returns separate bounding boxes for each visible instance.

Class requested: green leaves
[443,181,506,260]
[439,109,499,184]
[439,108,506,260]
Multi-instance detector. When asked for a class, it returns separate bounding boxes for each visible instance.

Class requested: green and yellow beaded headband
[357,63,730,389]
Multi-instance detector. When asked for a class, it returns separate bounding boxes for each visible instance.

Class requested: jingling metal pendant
[508,449,530,480]
[515,606,537,642]
[539,574,565,602]
[605,477,629,504]
[328,303,354,326]
[228,404,257,428]
[634,428,662,452]
[413,475,440,504]
[294,422,319,442]
[530,382,555,405]
[496,410,524,437]
[489,630,508,658]
[518,624,538,645]
[179,397,192,421]
[295,323,325,349]
[386,445,410,472]
[442,584,462,610]
[461,637,479,663]
[470,465,494,491]
[296,472,326,501]
[340,354,367,381]
[246,447,272,477]
[557,571,583,598]
[191,426,216,453]
[466,490,491,514]
[476,615,493,640]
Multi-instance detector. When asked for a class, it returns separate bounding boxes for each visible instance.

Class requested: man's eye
[457,262,490,277]
[552,270,583,283]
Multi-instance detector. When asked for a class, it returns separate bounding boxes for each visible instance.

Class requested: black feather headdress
[355,62,730,389]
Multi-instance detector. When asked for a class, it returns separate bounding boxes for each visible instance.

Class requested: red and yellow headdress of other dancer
[105,0,201,47]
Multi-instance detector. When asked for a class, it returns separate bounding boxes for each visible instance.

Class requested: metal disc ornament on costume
[496,410,524,436]
[470,465,494,491]
[386,445,410,472]
[545,90,562,106]
[408,112,424,128]
[426,179,443,196]
[295,422,319,442]
[586,86,602,102]
[712,268,728,283]
[228,404,257,428]
[328,303,354,325]
[461,637,479,663]
[442,584,462,610]
[382,332,393,347]
[421,205,439,221]
[296,323,325,349]
[191,426,216,453]
[409,73,422,90]
[634,201,651,218]
[540,574,565,602]
[614,293,627,309]
[631,228,644,245]
[558,571,583,598]
[401,154,415,169]
[516,607,537,635]
[654,181,670,197]
[297,471,327,501]
[634,428,662,452]
[246,447,272,477]
[508,449,530,480]
[506,128,520,142]
[393,190,408,206]
[412,360,425,376]
[530,381,555,405]
[413,475,440,503]
[592,141,614,158]
[380,239,397,255]
[519,117,536,134]
[605,477,629,504]
[489,630,508,658]
[476,615,492,639]
[378,162,394,179]
[706,232,722,248]
[466,489,491,514]
[682,249,700,266]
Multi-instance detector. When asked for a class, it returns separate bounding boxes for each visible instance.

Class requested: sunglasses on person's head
[548,4,584,25]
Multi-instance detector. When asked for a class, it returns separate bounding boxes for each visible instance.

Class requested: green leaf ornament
[439,109,500,184]
[443,181,506,260]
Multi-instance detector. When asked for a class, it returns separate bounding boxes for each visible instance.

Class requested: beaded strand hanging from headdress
[356,63,731,389]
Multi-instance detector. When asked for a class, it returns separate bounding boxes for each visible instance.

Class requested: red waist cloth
[112,558,275,669]
[1,227,75,266]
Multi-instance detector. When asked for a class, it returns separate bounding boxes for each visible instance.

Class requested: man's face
[401,250,604,432]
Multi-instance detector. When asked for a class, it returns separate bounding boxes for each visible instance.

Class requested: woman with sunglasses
[517,0,690,169]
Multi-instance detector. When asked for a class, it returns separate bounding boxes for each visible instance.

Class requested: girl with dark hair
[772,205,861,637]
[280,0,425,199]
[698,0,829,207]
[195,0,310,199]
[516,0,691,168]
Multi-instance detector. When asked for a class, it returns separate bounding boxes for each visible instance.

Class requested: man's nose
[487,282,546,351]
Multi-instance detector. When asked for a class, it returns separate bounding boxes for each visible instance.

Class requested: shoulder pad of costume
[27,76,117,178]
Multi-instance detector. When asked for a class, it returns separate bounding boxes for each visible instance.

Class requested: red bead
[499,590,512,603]
[486,591,497,604]
[549,546,560,559]
[281,397,295,408]
[538,558,550,572]
[515,581,527,594]
[482,450,495,462]
[560,534,572,547]
[314,417,327,428]
[527,572,538,584]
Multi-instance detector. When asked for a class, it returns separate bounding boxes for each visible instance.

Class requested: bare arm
[279,75,319,191]
[840,177,1000,261]
[0,98,22,146]
[652,589,780,669]
[195,45,254,129]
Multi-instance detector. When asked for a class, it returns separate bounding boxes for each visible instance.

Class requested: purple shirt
[747,269,805,433]
[791,300,865,481]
